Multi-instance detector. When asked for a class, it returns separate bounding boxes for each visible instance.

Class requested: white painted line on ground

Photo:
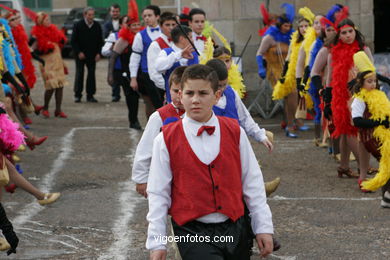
[269,195,381,201]
[270,254,297,260]
[98,130,143,260]
[13,128,76,227]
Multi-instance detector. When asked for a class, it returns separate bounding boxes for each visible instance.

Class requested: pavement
[1,58,389,260]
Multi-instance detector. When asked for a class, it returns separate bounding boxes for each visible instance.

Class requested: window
[24,0,52,11]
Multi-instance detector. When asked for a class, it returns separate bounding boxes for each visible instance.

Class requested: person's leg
[5,157,45,200]
[338,134,359,178]
[73,58,85,99]
[358,141,370,181]
[119,72,140,126]
[285,91,298,137]
[43,89,54,110]
[141,72,163,109]
[86,59,97,99]
[54,87,63,112]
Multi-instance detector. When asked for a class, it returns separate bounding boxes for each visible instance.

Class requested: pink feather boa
[0,111,25,153]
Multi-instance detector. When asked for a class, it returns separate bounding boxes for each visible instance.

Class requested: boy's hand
[262,139,273,152]
[136,183,148,198]
[256,233,273,258]
[130,78,139,91]
[150,249,167,260]
[181,45,194,59]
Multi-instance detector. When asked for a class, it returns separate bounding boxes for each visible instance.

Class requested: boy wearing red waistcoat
[147,64,273,259]
[132,66,186,197]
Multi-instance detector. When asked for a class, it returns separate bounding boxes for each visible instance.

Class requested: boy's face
[161,19,176,38]
[142,9,159,27]
[218,79,228,91]
[180,79,221,122]
[189,14,205,35]
[170,82,184,109]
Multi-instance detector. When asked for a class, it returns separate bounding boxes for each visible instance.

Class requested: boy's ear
[215,89,222,103]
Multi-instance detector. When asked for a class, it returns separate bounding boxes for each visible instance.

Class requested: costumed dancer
[325,15,373,178]
[295,7,321,140]
[310,5,342,156]
[30,11,68,118]
[273,6,312,138]
[351,51,390,206]
[146,64,274,259]
[0,106,60,205]
[0,5,44,121]
[107,0,143,130]
[258,3,277,37]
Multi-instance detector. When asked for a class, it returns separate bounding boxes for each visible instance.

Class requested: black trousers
[171,216,250,260]
[113,70,139,124]
[74,57,96,99]
[137,71,164,109]
[111,80,121,99]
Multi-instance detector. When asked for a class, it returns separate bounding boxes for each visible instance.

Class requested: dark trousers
[137,71,164,109]
[74,57,96,98]
[113,70,139,124]
[111,81,121,99]
[171,216,250,260]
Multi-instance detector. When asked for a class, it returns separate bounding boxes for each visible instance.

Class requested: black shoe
[87,97,98,103]
[74,97,81,103]
[130,121,142,130]
[112,97,120,102]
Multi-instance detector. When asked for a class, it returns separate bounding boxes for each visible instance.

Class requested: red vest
[162,116,244,225]
[156,37,169,49]
[157,103,181,123]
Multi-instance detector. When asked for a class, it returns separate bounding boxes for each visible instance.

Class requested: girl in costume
[256,3,294,87]
[351,51,390,205]
[310,5,342,157]
[272,15,310,138]
[325,17,373,178]
[295,7,322,142]
[30,12,68,118]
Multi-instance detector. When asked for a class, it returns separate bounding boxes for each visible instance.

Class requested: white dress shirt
[112,20,119,31]
[146,113,273,250]
[215,88,268,142]
[351,97,366,119]
[154,44,191,75]
[192,31,205,54]
[101,32,116,57]
[132,103,183,184]
[147,34,173,90]
[129,26,161,77]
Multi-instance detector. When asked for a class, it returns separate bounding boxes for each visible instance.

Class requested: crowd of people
[0,0,389,259]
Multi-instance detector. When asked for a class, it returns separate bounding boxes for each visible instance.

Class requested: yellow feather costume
[301,27,317,109]
[355,89,390,191]
[272,31,301,100]
[200,24,246,98]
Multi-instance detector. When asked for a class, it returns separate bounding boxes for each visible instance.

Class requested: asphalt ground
[1,58,389,260]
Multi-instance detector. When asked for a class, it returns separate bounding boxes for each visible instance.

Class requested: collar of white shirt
[160,33,171,44]
[148,25,160,33]
[84,18,94,28]
[183,113,217,136]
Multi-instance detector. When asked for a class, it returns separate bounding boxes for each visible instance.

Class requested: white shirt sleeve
[239,127,273,234]
[101,33,116,57]
[155,49,182,74]
[234,89,267,142]
[132,111,163,184]
[146,132,172,251]
[351,97,366,119]
[147,42,166,90]
[129,32,143,77]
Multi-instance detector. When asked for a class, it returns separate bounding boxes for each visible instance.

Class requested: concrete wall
[153,0,375,103]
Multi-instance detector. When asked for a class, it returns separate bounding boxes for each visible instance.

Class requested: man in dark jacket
[71,7,104,103]
[103,3,121,39]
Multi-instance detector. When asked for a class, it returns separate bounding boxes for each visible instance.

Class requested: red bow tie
[196,35,207,41]
[197,125,215,136]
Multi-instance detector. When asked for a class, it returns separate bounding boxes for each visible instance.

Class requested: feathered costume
[12,24,36,88]
[272,31,300,100]
[0,18,23,76]
[0,107,25,154]
[200,23,246,98]
[118,0,139,45]
[30,13,68,90]
[258,3,277,37]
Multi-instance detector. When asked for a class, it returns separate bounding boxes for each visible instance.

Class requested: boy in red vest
[132,66,186,197]
[147,64,273,259]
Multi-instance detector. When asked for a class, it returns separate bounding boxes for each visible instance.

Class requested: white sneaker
[381,191,390,208]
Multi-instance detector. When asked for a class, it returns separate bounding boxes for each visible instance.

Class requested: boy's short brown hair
[206,59,228,81]
[181,65,219,92]
[168,66,187,88]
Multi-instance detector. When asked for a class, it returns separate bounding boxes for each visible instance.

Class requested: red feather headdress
[127,0,139,24]
[0,4,18,19]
